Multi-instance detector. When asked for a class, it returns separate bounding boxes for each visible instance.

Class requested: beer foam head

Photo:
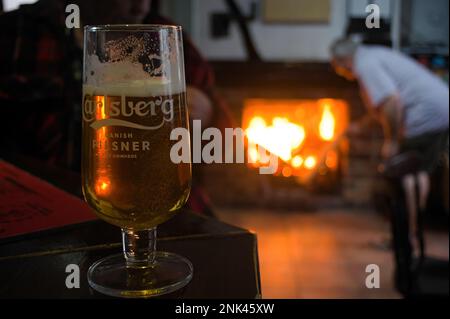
[85,55,184,97]
[86,55,150,84]
[84,33,185,96]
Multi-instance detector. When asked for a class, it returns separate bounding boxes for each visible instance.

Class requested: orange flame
[291,156,303,168]
[304,156,317,170]
[243,99,347,180]
[246,117,306,162]
[319,104,335,141]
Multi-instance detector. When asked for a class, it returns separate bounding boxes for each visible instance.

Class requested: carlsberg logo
[83,94,175,130]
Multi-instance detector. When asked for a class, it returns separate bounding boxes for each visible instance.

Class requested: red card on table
[0,160,97,240]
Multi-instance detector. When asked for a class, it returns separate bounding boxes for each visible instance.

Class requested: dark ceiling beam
[224,0,261,62]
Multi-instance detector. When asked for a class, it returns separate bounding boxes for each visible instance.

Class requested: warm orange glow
[319,104,335,141]
[291,156,303,168]
[248,145,259,163]
[242,99,348,181]
[95,177,111,196]
[325,151,338,169]
[96,96,106,137]
[246,117,305,162]
[304,156,317,170]
[282,167,293,177]
[95,96,109,196]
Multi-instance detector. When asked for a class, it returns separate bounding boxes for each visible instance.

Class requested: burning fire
[304,156,317,170]
[246,117,305,162]
[319,104,335,141]
[243,99,348,181]
[291,156,303,168]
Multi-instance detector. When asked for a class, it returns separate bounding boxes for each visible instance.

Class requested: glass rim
[84,24,182,32]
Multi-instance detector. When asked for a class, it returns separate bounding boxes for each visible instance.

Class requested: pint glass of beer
[82,25,192,297]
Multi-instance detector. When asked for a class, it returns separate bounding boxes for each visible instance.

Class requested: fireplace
[202,62,382,209]
[243,98,349,191]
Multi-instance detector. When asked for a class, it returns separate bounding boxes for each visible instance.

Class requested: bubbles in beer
[82,28,190,230]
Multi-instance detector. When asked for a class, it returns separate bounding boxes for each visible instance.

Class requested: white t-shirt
[354,45,449,138]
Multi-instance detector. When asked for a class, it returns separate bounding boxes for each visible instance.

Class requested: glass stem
[122,227,157,267]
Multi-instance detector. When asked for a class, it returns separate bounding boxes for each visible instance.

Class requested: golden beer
[82,83,191,230]
[83,25,193,298]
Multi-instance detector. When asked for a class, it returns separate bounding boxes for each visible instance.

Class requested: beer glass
[82,25,192,298]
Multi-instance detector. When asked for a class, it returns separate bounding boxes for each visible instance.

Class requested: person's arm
[356,58,402,158]
[377,95,403,158]
[378,95,402,141]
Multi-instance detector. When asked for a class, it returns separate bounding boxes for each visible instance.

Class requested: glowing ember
[304,156,317,170]
[291,156,303,168]
[319,104,335,141]
[246,117,306,162]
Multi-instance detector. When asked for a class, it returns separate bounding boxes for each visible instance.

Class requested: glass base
[88,252,193,298]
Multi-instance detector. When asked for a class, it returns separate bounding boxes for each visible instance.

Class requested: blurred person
[0,0,233,215]
[330,38,449,255]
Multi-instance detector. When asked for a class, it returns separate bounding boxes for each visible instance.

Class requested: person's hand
[381,140,400,159]
[186,86,213,126]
